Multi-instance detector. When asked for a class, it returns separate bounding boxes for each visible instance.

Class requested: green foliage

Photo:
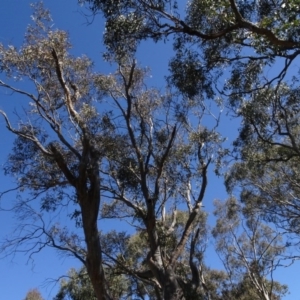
[0,4,224,299]
[81,0,300,102]
[226,82,300,237]
[213,198,288,300]
[1,1,298,299]
[54,268,97,300]
[80,0,300,298]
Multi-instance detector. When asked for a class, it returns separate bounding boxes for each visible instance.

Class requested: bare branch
[0,110,52,156]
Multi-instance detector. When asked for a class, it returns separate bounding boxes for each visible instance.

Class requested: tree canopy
[82,0,300,99]
[1,4,222,299]
[0,1,299,300]
[80,0,300,252]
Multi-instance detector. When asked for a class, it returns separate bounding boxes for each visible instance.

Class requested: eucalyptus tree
[0,3,225,300]
[81,0,300,99]
[54,267,98,300]
[80,0,300,259]
[226,84,300,244]
[80,1,300,239]
[0,4,110,299]
[213,197,288,300]
[87,58,224,299]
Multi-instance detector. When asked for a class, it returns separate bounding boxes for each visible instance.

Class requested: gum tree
[80,1,300,242]
[226,84,300,245]
[80,0,300,265]
[0,4,225,300]
[213,197,288,300]
[81,0,300,99]
[0,4,109,299]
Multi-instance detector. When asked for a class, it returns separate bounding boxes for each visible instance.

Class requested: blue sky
[0,1,299,299]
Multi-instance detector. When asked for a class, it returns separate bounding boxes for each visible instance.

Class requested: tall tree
[80,0,300,265]
[0,3,225,300]
[81,0,300,99]
[226,83,300,245]
[0,4,109,299]
[80,0,300,297]
[213,197,288,300]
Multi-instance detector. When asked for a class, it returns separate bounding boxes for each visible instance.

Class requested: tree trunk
[79,154,109,300]
[163,268,184,300]
[81,193,109,300]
